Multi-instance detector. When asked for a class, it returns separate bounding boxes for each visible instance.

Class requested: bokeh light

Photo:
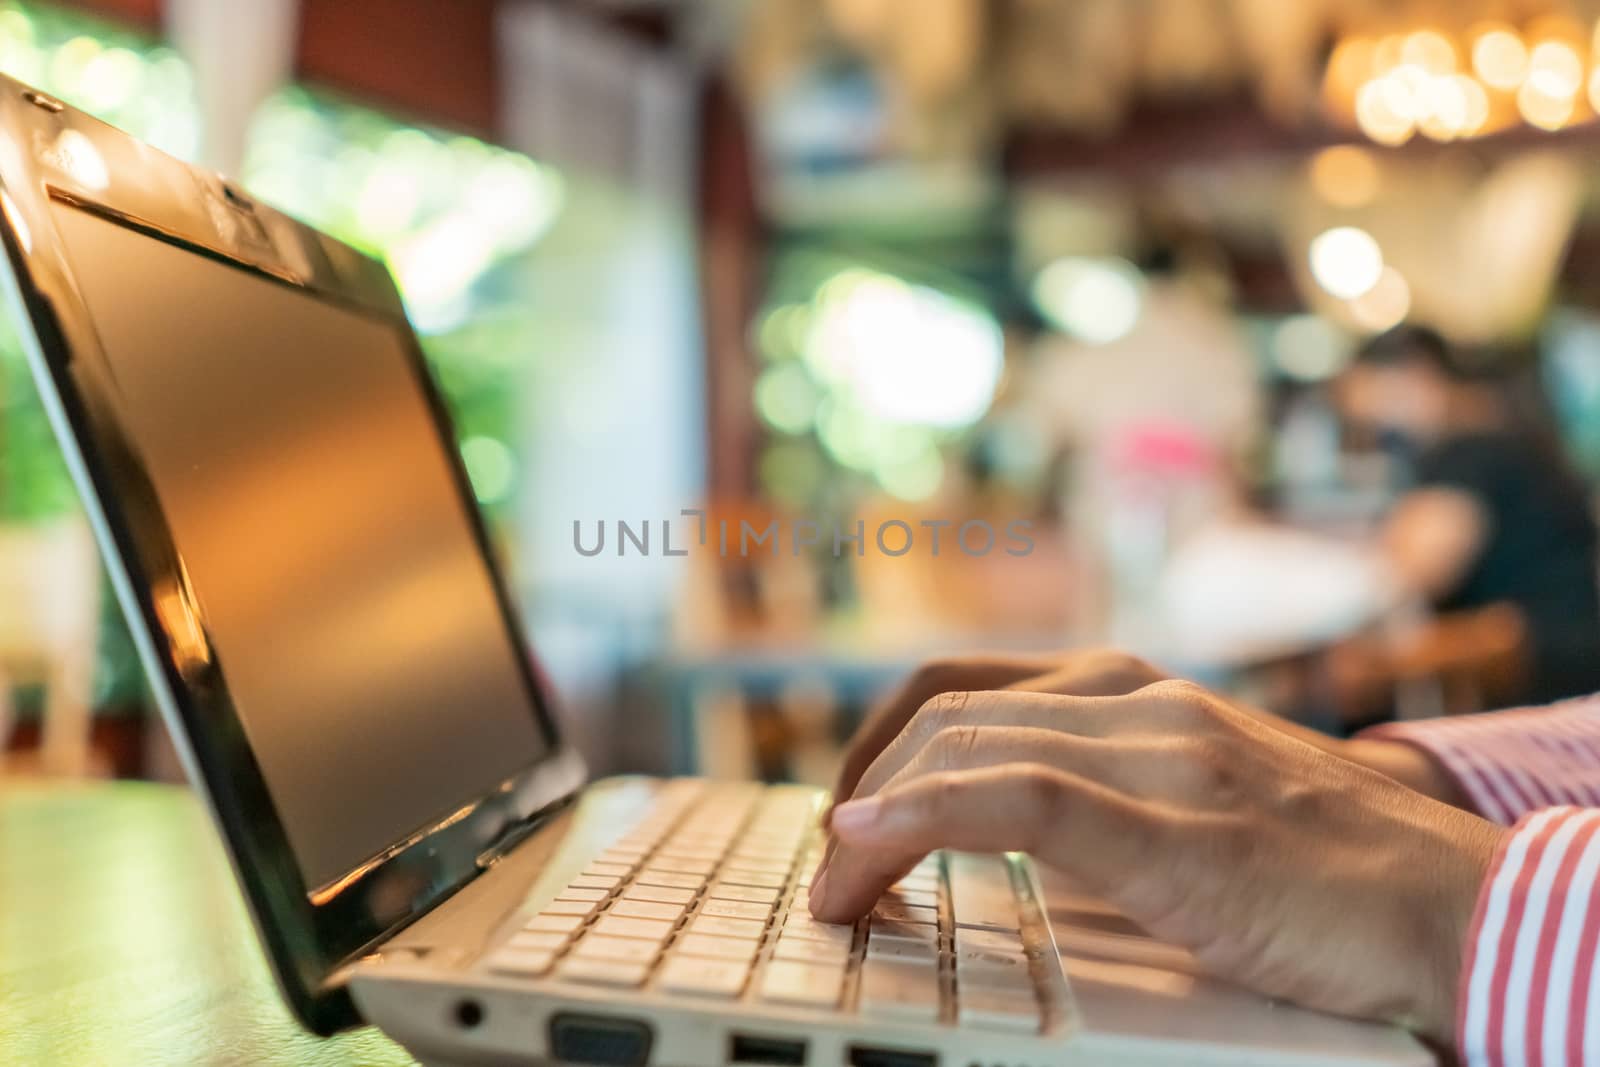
[242,89,563,333]
[1471,26,1529,90]
[1272,315,1351,382]
[1518,77,1577,130]
[1347,266,1412,333]
[0,3,199,160]
[1309,145,1380,208]
[1525,40,1583,99]
[1032,256,1144,344]
[805,270,1003,429]
[1308,227,1384,300]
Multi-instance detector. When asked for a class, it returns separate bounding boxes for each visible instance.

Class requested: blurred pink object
[1108,421,1218,481]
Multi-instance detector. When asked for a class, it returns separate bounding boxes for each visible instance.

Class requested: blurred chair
[0,518,100,776]
[1388,604,1529,720]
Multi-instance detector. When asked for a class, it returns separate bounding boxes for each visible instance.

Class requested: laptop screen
[51,201,553,891]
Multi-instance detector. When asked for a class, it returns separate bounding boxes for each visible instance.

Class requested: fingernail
[830,796,883,834]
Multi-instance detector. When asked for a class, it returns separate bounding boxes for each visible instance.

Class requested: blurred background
[4,0,1600,787]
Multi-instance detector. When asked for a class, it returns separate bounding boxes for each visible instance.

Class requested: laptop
[0,76,1429,1066]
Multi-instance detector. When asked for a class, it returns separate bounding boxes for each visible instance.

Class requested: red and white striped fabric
[1363,699,1600,1066]
[1365,697,1600,826]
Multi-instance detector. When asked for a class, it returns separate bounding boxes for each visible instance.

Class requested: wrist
[1385,803,1503,1042]
[1345,738,1469,807]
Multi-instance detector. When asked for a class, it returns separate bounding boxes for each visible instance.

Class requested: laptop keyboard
[483,780,1060,1035]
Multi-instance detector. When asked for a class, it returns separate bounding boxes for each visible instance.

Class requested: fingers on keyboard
[490,784,1054,1039]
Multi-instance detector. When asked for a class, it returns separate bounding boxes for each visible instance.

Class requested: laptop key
[868,919,938,946]
[882,887,938,909]
[585,861,633,878]
[621,884,696,906]
[955,946,1031,982]
[488,947,556,977]
[780,916,854,945]
[610,898,687,923]
[958,987,1041,1033]
[956,928,1024,955]
[542,897,601,918]
[687,915,766,940]
[656,955,752,998]
[556,957,651,988]
[556,886,610,903]
[865,937,937,964]
[708,883,780,904]
[592,915,674,942]
[652,857,717,875]
[773,935,850,963]
[872,899,937,925]
[569,874,622,891]
[527,913,585,935]
[508,930,569,951]
[859,960,940,1022]
[674,933,760,962]
[699,898,772,922]
[760,960,844,1008]
[571,935,662,965]
[718,869,786,889]
[637,869,705,890]
[949,854,1022,932]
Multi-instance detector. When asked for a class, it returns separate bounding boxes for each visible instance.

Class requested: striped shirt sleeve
[1361,695,1600,825]
[1455,807,1600,1067]
[1361,699,1600,1065]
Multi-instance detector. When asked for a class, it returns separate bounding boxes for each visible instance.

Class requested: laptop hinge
[474,795,573,871]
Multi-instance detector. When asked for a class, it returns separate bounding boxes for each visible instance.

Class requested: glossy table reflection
[0,783,414,1067]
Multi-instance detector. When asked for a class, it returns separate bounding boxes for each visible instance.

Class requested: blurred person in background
[1336,324,1600,707]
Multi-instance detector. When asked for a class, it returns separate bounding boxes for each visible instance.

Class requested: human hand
[834,648,1167,803]
[810,681,1502,1041]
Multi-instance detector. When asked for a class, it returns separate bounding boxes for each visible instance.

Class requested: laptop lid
[0,77,586,1033]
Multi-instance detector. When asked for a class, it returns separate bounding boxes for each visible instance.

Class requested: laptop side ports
[547,1012,654,1066]
[846,1044,938,1067]
[730,1032,808,1065]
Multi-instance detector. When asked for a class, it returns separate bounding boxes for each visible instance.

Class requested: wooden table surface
[0,782,416,1067]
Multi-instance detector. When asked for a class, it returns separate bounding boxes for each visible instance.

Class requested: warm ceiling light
[1518,78,1577,129]
[1309,226,1385,300]
[1457,75,1491,135]
[1589,67,1600,115]
[1471,27,1528,90]
[1309,145,1380,207]
[1378,67,1428,122]
[1325,36,1377,104]
[1401,30,1457,74]
[1374,34,1405,73]
[1526,40,1583,98]
[1356,78,1415,144]
[1419,75,1470,140]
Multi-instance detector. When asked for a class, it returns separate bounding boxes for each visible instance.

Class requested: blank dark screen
[53,203,551,890]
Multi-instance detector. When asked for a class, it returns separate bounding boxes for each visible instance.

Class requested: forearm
[1359,695,1600,824]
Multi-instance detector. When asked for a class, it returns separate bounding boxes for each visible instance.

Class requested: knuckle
[1008,764,1071,851]
[926,770,971,812]
[917,689,973,730]
[1143,679,1217,725]
[927,724,983,769]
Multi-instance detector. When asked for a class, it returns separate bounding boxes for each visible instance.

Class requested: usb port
[846,1045,938,1067]
[730,1033,808,1065]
